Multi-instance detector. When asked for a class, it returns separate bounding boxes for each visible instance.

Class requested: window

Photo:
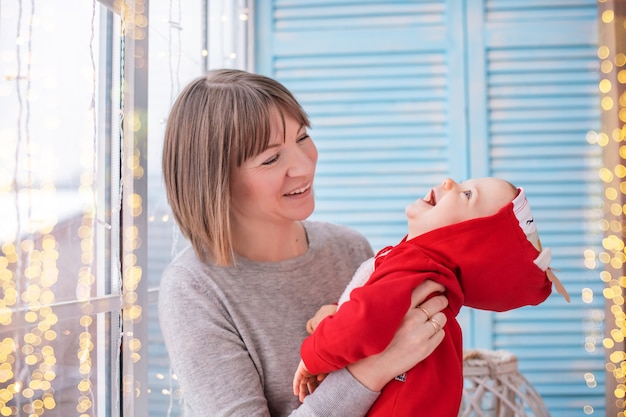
[0,1,216,415]
[2,1,619,416]
[1,2,120,416]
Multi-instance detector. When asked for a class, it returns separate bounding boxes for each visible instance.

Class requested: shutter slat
[257,1,604,415]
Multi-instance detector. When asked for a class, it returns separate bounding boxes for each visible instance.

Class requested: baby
[294,177,569,417]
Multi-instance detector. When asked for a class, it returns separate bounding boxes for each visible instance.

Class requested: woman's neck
[231,220,308,262]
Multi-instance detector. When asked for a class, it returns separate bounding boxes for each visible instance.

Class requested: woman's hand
[346,280,448,392]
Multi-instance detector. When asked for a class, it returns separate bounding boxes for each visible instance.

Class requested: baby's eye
[463,190,472,200]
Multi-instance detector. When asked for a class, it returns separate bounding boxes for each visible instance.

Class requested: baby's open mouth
[423,189,436,206]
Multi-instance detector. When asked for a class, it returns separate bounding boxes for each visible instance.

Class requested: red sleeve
[300,245,447,374]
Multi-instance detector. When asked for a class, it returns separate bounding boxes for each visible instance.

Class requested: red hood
[402,200,552,312]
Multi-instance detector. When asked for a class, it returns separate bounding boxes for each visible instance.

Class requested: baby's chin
[406,217,431,240]
[405,199,431,218]
[405,209,419,223]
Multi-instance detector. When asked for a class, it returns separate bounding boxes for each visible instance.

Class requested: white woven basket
[459,349,551,417]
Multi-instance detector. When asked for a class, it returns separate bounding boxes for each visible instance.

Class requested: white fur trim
[513,187,541,251]
[338,257,375,308]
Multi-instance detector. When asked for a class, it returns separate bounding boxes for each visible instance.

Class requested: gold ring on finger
[417,305,431,321]
[429,318,442,336]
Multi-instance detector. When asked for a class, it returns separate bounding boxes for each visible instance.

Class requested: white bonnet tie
[512,188,570,302]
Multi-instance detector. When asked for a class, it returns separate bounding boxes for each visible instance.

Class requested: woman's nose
[287,146,318,177]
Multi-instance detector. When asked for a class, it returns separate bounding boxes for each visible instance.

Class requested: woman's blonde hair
[162,69,310,266]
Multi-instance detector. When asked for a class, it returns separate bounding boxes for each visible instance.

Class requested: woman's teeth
[287,185,309,195]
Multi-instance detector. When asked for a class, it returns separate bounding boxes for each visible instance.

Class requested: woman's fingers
[425,311,447,338]
[411,280,447,325]
[410,279,445,305]
[344,280,450,392]
[421,319,445,356]
[415,294,447,320]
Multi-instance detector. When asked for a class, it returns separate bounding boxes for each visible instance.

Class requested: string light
[168,0,182,105]
[0,1,618,416]
[3,0,64,416]
[118,0,149,410]
[73,2,100,417]
[1,2,102,416]
[594,1,626,415]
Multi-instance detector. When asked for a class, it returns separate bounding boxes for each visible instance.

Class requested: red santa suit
[300,188,568,417]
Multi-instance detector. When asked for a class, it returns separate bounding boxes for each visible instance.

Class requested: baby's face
[405,177,517,239]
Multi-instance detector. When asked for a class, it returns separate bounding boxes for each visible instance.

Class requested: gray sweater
[158,221,378,416]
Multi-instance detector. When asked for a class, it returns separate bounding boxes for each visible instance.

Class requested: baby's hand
[306,304,337,334]
[292,360,327,402]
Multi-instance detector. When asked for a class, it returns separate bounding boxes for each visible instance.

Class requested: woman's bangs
[233,94,272,166]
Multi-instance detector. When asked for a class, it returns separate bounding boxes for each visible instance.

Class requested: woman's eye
[297,134,310,143]
[261,154,279,166]
[463,190,472,199]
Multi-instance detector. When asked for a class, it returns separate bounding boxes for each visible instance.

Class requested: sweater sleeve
[300,246,439,374]
[159,261,380,417]
[297,369,379,417]
[159,265,269,416]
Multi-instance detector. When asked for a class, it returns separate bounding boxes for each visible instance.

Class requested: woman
[158,69,448,417]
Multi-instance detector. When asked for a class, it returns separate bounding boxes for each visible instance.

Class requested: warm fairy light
[602,9,615,23]
[117,0,150,407]
[595,3,626,414]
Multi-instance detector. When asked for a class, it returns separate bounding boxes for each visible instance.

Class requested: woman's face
[229,109,318,227]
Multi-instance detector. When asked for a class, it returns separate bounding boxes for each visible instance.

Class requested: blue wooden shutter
[255,1,605,416]
[464,1,605,415]
[255,0,468,250]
